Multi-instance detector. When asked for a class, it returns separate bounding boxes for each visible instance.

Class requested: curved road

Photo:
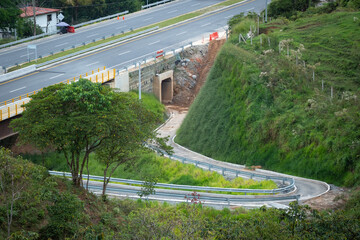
[156,108,329,207]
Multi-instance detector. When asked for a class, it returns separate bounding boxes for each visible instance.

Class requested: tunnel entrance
[153,70,173,103]
[161,78,172,103]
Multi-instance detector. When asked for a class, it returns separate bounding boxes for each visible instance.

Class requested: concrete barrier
[0,65,36,83]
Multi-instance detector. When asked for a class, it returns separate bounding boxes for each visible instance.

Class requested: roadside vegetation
[23,150,276,191]
[1,147,360,239]
[177,4,360,187]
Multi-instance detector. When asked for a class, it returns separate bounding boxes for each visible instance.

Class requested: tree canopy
[0,0,22,31]
[11,79,162,187]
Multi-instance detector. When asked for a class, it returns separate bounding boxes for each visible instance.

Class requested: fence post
[15,105,17,115]
[107,70,110,80]
[0,110,2,121]
[113,69,115,78]
[74,77,76,82]
[8,107,10,118]
[96,75,98,83]
[103,66,106,70]
[102,73,104,83]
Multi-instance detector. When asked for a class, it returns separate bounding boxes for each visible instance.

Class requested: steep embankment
[176,11,360,186]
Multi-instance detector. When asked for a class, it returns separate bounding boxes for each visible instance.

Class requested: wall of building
[26,12,58,33]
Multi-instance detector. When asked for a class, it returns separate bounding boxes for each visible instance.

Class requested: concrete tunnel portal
[154,70,173,103]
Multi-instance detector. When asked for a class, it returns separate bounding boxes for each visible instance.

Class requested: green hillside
[177,10,360,186]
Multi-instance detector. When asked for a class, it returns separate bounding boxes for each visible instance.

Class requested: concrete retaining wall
[0,65,36,83]
[127,54,177,93]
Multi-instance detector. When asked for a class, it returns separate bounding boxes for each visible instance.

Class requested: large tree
[11,79,161,187]
[0,0,22,31]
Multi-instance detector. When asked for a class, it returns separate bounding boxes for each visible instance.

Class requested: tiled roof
[20,7,60,18]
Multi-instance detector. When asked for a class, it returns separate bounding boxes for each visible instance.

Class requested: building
[20,7,61,34]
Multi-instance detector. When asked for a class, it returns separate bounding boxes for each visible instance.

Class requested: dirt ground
[171,39,225,108]
[303,184,351,211]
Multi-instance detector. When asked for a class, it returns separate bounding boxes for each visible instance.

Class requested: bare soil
[303,184,351,211]
[171,39,226,108]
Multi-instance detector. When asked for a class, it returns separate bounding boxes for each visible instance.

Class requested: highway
[0,0,266,103]
[0,0,223,68]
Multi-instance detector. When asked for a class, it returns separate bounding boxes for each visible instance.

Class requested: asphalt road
[156,109,330,206]
[0,0,223,68]
[0,0,266,103]
[78,109,329,209]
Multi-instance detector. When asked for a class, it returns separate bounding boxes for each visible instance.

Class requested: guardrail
[73,10,129,28]
[142,0,174,9]
[0,67,115,121]
[6,25,158,69]
[88,185,300,204]
[49,170,292,194]
[49,171,300,204]
[0,10,129,50]
[147,144,296,193]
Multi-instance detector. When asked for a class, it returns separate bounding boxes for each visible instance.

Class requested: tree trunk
[102,166,108,196]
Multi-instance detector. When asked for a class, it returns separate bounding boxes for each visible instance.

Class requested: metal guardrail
[0,10,129,50]
[147,144,296,192]
[49,170,292,194]
[49,171,300,204]
[88,185,300,204]
[5,26,159,69]
[73,10,129,28]
[142,0,174,9]
[35,26,159,69]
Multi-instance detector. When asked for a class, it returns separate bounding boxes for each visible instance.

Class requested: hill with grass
[176,9,360,186]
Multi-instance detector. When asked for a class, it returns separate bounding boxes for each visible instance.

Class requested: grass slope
[177,10,360,186]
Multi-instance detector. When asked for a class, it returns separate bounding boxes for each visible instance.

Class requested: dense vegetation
[1,148,360,239]
[177,8,360,186]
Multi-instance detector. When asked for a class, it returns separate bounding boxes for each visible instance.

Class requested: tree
[0,0,22,31]
[11,79,115,186]
[11,79,167,189]
[0,148,32,238]
[94,92,165,195]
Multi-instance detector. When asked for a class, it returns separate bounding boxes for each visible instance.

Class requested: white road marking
[86,33,99,38]
[191,3,200,6]
[118,50,131,56]
[55,42,69,47]
[143,17,153,21]
[148,40,160,46]
[168,10,178,14]
[20,54,28,58]
[116,25,126,30]
[85,61,99,67]
[49,74,65,79]
[176,31,187,36]
[246,7,255,11]
[9,86,26,93]
[201,23,211,27]
[225,15,233,19]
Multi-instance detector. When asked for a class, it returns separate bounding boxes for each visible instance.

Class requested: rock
[192,75,197,80]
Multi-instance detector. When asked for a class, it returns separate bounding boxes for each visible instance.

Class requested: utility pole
[138,62,141,100]
[265,0,268,23]
[32,0,37,36]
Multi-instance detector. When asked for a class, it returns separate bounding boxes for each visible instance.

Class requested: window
[47,14,52,22]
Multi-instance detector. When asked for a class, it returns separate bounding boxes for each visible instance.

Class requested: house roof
[20,7,60,18]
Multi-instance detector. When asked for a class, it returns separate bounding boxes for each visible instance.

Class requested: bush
[39,192,84,239]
